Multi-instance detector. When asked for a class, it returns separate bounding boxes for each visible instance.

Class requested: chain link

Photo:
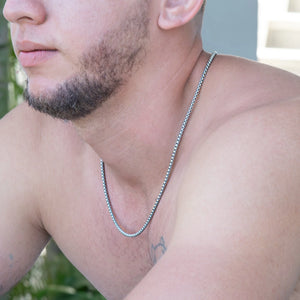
[100,51,217,237]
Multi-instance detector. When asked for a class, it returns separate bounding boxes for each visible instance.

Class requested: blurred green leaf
[6,240,107,300]
[0,6,24,118]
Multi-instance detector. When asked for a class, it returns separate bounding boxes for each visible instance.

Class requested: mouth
[16,41,58,68]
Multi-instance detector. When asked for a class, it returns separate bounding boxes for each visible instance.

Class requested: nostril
[2,0,46,25]
[3,0,20,23]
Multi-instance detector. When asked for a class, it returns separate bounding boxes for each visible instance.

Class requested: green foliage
[4,241,106,300]
[0,11,24,118]
[0,3,10,118]
[7,37,24,111]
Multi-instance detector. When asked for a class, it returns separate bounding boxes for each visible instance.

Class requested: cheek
[55,19,105,60]
[48,0,128,57]
[57,29,99,68]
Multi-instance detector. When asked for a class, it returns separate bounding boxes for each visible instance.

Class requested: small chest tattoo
[150,236,167,264]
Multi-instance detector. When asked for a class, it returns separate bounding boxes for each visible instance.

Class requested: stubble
[24,1,150,120]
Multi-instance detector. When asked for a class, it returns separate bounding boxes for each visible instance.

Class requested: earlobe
[158,0,204,30]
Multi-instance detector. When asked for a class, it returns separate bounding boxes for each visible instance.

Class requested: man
[1,0,300,299]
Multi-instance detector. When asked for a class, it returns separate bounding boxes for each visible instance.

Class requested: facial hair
[24,2,149,120]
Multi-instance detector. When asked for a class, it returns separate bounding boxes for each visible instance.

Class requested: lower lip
[19,50,57,67]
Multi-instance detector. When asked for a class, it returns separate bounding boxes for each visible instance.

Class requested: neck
[72,43,209,197]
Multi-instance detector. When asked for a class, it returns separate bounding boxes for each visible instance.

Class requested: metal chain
[100,51,217,237]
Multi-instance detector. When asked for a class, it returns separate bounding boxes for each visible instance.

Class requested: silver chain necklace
[100,51,217,238]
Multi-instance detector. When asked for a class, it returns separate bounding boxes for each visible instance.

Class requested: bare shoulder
[0,102,85,226]
[217,54,300,89]
[192,96,300,166]
[182,56,300,218]
[110,62,300,299]
[190,55,300,192]
[125,100,300,299]
[172,99,300,298]
[0,103,45,198]
[211,54,300,108]
[0,102,84,156]
[0,103,86,294]
[0,102,86,176]
[178,98,300,221]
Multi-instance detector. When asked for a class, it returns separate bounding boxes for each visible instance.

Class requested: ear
[158,0,204,30]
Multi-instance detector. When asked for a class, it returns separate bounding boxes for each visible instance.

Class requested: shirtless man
[1,0,300,299]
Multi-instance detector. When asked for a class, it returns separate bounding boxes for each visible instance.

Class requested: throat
[99,52,217,238]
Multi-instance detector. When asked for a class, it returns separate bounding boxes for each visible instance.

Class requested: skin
[1,0,300,299]
[22,0,150,120]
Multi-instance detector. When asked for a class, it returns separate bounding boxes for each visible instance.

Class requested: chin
[26,76,63,97]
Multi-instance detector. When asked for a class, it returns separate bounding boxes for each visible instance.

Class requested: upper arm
[0,107,50,295]
[126,100,300,299]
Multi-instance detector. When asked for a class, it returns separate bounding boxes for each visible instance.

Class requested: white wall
[202,0,258,60]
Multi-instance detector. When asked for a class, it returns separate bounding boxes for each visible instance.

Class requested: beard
[24,2,150,120]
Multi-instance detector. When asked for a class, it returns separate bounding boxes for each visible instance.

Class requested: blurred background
[203,0,300,75]
[0,0,300,299]
[203,0,258,60]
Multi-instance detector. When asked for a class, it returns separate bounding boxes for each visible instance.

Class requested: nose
[3,0,46,25]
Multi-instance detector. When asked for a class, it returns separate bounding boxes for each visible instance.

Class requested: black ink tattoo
[150,236,167,264]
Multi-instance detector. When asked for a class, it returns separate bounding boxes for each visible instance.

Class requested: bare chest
[290,280,300,300]
[40,155,300,300]
[41,163,176,300]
